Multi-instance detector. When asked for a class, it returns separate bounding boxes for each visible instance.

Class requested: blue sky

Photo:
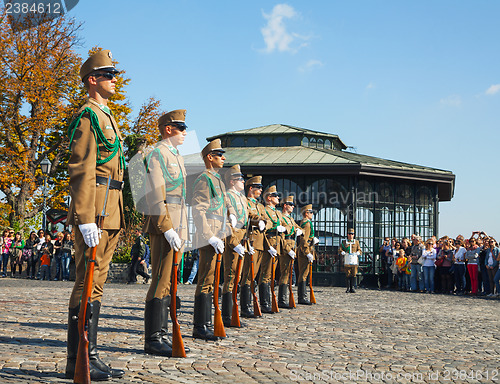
[68,0,499,237]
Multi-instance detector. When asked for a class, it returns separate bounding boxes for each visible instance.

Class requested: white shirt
[421,249,436,267]
[454,247,466,264]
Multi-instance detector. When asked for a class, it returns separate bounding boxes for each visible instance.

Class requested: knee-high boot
[192,293,219,341]
[259,283,273,313]
[144,298,172,356]
[240,284,256,318]
[278,284,290,308]
[221,292,232,327]
[298,281,311,305]
[65,305,111,381]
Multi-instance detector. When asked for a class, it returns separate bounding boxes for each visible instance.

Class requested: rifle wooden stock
[309,262,316,304]
[170,250,186,358]
[248,241,262,317]
[230,255,243,327]
[213,253,226,338]
[288,259,296,308]
[271,256,279,313]
[73,246,96,384]
[263,235,279,313]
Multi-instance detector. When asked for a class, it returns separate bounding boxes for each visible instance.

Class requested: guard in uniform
[340,228,362,293]
[221,165,249,327]
[66,50,125,380]
[239,176,266,318]
[297,204,318,305]
[142,109,189,355]
[278,195,303,308]
[260,185,284,313]
[191,139,234,340]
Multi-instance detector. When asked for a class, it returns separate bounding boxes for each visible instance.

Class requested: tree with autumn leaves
[0,13,162,241]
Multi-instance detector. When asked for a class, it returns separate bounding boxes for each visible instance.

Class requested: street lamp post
[40,157,52,232]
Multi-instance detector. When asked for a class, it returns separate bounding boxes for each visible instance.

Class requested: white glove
[312,237,319,245]
[248,245,255,255]
[295,228,303,237]
[79,223,100,248]
[306,253,314,263]
[234,243,245,257]
[341,251,346,256]
[258,220,266,231]
[164,228,182,251]
[288,250,296,259]
[356,251,361,256]
[208,236,224,254]
[268,246,278,258]
[277,225,286,233]
[229,214,237,228]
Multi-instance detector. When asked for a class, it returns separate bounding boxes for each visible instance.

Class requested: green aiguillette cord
[145,148,186,199]
[301,219,315,237]
[194,173,224,212]
[67,107,125,170]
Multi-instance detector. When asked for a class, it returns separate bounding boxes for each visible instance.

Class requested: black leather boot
[192,293,219,341]
[144,298,172,356]
[221,292,232,327]
[240,285,256,318]
[259,283,273,313]
[89,301,125,378]
[278,284,290,308]
[298,281,311,305]
[65,305,111,381]
[350,277,356,293]
[346,277,350,293]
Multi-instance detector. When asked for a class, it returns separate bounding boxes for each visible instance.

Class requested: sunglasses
[251,185,263,189]
[285,202,295,207]
[93,72,117,80]
[269,193,279,198]
[170,123,187,131]
[233,177,244,181]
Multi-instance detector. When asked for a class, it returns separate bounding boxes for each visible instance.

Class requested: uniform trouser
[195,243,224,296]
[297,253,310,283]
[222,246,241,294]
[69,228,120,308]
[278,250,293,285]
[240,249,263,286]
[345,265,358,278]
[259,235,280,285]
[146,233,180,301]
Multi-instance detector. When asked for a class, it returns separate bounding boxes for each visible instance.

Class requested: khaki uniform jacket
[192,170,234,246]
[263,205,283,252]
[298,219,314,257]
[226,189,249,249]
[341,239,362,254]
[67,98,124,229]
[142,141,187,240]
[281,213,300,253]
[246,197,267,251]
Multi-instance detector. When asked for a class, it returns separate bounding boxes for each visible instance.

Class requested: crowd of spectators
[380,231,500,296]
[0,228,74,281]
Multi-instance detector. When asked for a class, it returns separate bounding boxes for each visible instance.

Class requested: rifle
[231,224,250,327]
[288,234,297,308]
[263,235,279,313]
[213,252,226,338]
[230,253,243,327]
[74,176,111,384]
[309,261,316,304]
[170,245,186,357]
[248,238,262,317]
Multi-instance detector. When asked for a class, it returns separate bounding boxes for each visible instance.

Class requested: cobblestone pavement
[0,279,498,383]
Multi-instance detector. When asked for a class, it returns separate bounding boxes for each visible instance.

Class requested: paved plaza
[0,279,498,383]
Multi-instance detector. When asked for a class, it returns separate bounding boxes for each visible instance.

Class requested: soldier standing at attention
[278,195,303,308]
[191,139,234,340]
[297,204,318,305]
[142,109,189,356]
[239,176,266,318]
[260,186,284,313]
[340,228,362,293]
[221,165,249,327]
[66,50,125,381]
